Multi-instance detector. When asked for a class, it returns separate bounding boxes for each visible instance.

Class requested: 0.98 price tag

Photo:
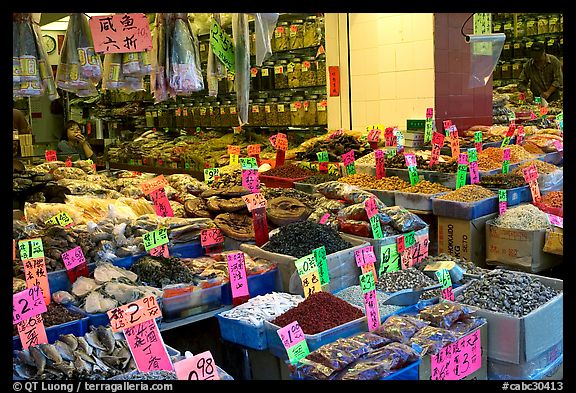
[175,351,219,380]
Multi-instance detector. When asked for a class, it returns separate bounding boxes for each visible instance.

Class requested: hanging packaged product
[232,13,250,126]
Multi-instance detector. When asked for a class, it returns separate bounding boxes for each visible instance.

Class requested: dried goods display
[130,255,196,288]
[479,173,527,189]
[266,197,311,226]
[295,134,371,163]
[415,253,489,284]
[374,268,441,300]
[261,187,321,210]
[477,145,536,170]
[338,174,411,191]
[298,173,340,185]
[539,191,563,209]
[262,164,314,179]
[214,212,255,241]
[219,292,304,327]
[455,269,561,317]
[334,286,403,317]
[13,302,85,337]
[400,180,452,194]
[436,185,495,202]
[512,160,560,175]
[492,204,552,230]
[271,291,364,335]
[179,251,275,282]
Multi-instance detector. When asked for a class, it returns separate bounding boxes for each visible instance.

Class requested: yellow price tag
[301,270,322,298]
[45,212,74,228]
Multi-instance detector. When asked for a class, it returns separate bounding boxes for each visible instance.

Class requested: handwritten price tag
[61,246,86,270]
[227,145,241,155]
[404,153,417,168]
[328,130,344,139]
[355,245,377,267]
[503,148,511,161]
[18,238,44,260]
[312,246,329,285]
[13,286,47,325]
[368,129,381,142]
[149,244,170,258]
[359,271,376,293]
[424,118,433,144]
[140,175,169,195]
[456,163,468,189]
[241,192,267,212]
[242,169,261,194]
[457,153,468,165]
[124,319,173,372]
[247,144,261,156]
[295,254,317,277]
[379,243,400,275]
[45,212,74,228]
[45,150,57,162]
[317,151,329,162]
[240,157,258,170]
[364,197,378,218]
[143,228,169,252]
[396,235,406,253]
[200,228,225,247]
[408,166,419,186]
[364,289,381,331]
[319,213,330,225]
[90,13,153,54]
[547,214,563,228]
[275,136,288,151]
[436,269,454,300]
[430,132,445,167]
[278,321,310,364]
[230,154,239,166]
[227,252,250,298]
[301,270,322,298]
[522,164,539,182]
[375,149,386,179]
[499,190,507,215]
[107,295,161,333]
[150,188,174,217]
[443,120,452,131]
[449,126,460,159]
[21,257,50,305]
[16,314,48,350]
[175,350,219,380]
[404,231,416,248]
[369,216,383,239]
[204,168,220,185]
[431,329,481,380]
[341,150,355,166]
[516,126,525,145]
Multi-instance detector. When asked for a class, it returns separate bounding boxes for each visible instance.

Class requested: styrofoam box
[452,274,563,364]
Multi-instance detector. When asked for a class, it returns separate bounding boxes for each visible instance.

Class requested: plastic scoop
[382,283,443,306]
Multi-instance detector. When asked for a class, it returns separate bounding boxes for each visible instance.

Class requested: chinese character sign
[123,319,173,372]
[174,351,219,380]
[90,13,153,54]
[13,286,47,324]
[22,257,50,306]
[107,296,161,333]
[363,290,381,331]
[150,188,174,217]
[226,252,250,298]
[431,329,482,380]
[16,314,48,350]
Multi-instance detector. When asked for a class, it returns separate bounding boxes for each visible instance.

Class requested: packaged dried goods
[375,268,442,300]
[409,326,459,355]
[372,315,429,344]
[418,303,475,330]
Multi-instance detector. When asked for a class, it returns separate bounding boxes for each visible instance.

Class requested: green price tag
[502,160,510,174]
[359,271,376,293]
[408,166,419,186]
[196,127,201,133]
[210,18,235,73]
[185,162,190,170]
[286,340,310,365]
[204,167,220,185]
[467,148,478,162]
[501,136,511,148]
[386,149,396,159]
[499,189,507,202]
[474,131,482,143]
[18,238,44,260]
[369,215,383,239]
[535,97,541,104]
[312,246,329,286]
[556,112,563,121]
[424,119,433,144]
[316,151,329,162]
[240,157,258,170]
[404,231,416,248]
[456,164,467,189]
[435,268,453,289]
[379,243,400,275]
[143,227,169,252]
[45,212,74,227]
[295,254,317,277]
[346,163,356,175]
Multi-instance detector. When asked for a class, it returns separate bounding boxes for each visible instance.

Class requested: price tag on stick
[301,270,322,298]
[431,329,481,380]
[364,289,381,331]
[143,228,169,252]
[45,212,74,228]
[295,254,317,277]
[175,350,219,380]
[204,168,220,185]
[429,132,445,167]
[379,243,400,275]
[436,268,454,301]
[241,193,267,212]
[18,238,44,261]
[499,190,507,215]
[107,296,161,333]
[21,257,50,305]
[61,246,89,282]
[16,314,48,350]
[140,175,169,195]
[277,321,310,365]
[227,252,250,299]
[13,286,47,324]
[474,131,483,154]
[242,169,261,194]
[375,149,386,179]
[449,126,460,159]
[312,246,329,285]
[124,319,173,372]
[150,188,174,217]
[200,228,224,247]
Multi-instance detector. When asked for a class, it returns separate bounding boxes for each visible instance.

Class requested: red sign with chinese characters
[107,295,161,333]
[89,13,153,54]
[329,66,340,96]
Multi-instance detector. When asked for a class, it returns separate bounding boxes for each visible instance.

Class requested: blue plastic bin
[169,241,203,258]
[216,314,269,350]
[64,304,110,328]
[487,185,532,207]
[47,263,96,294]
[432,195,498,220]
[13,316,90,351]
[221,268,280,305]
[383,359,422,380]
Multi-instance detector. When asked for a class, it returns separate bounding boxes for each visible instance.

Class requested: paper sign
[319,214,330,225]
[21,257,50,305]
[269,134,278,147]
[498,190,507,215]
[396,235,406,253]
[540,106,548,117]
[359,271,376,293]
[443,120,452,131]
[516,126,525,145]
[19,238,44,260]
[90,13,152,54]
[341,150,355,166]
[404,231,416,248]
[328,130,344,139]
[457,153,468,165]
[379,243,400,275]
[240,157,258,170]
[345,163,356,175]
[369,216,383,239]
[527,180,541,203]
[242,169,261,194]
[456,163,468,189]
[547,214,563,228]
[431,329,481,380]
[45,212,74,228]
[375,149,386,179]
[361,262,378,284]
[503,148,511,163]
[107,295,161,333]
[327,163,340,176]
[364,290,381,331]
[149,244,169,258]
[295,254,317,277]
[13,286,47,324]
[436,269,454,301]
[355,245,377,267]
[424,118,433,144]
[408,166,419,186]
[301,270,322,298]
[150,188,174,217]
[319,162,328,172]
[61,246,86,270]
[210,17,235,73]
[143,228,169,252]
[364,197,378,218]
[312,246,329,285]
[522,165,539,182]
[45,150,57,162]
[204,168,220,185]
[328,66,340,96]
[409,233,430,265]
[17,314,48,350]
[367,129,381,143]
[200,228,225,247]
[175,350,219,380]
[140,175,169,195]
[317,151,329,162]
[275,135,288,151]
[430,132,445,167]
[227,252,250,298]
[65,157,72,167]
[228,145,241,156]
[404,153,417,168]
[278,320,306,350]
[449,127,460,159]
[124,319,173,372]
[552,140,563,152]
[241,193,267,212]
[426,108,434,118]
[247,144,261,156]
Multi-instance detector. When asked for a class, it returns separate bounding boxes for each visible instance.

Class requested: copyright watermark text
[13,382,174,393]
[502,382,563,391]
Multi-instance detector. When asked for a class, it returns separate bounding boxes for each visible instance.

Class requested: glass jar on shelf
[273,21,289,52]
[512,61,523,79]
[277,97,291,126]
[265,97,279,126]
[548,14,560,33]
[503,21,514,38]
[502,41,512,61]
[492,20,502,34]
[199,41,209,63]
[493,64,502,80]
[229,101,240,127]
[184,104,195,128]
[316,53,326,86]
[515,17,526,38]
[289,20,305,50]
[537,16,549,35]
[546,36,558,57]
[525,15,537,36]
[287,57,302,88]
[303,15,320,47]
[274,59,289,89]
[254,99,266,126]
[301,56,317,87]
[250,66,261,91]
[192,101,202,128]
[210,101,222,127]
[220,101,231,127]
[201,102,212,127]
[290,95,305,126]
[501,62,512,79]
[559,15,563,32]
[250,31,256,56]
[303,94,318,126]
[260,61,275,90]
[512,40,525,59]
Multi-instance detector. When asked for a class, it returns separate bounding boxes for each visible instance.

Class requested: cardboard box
[454,274,563,364]
[418,321,488,380]
[18,134,33,146]
[543,228,563,256]
[437,213,496,267]
[487,341,563,380]
[485,221,563,273]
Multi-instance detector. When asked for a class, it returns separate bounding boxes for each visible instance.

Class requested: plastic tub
[487,185,532,207]
[221,268,280,305]
[161,284,223,322]
[216,313,269,350]
[432,195,499,220]
[259,175,309,188]
[13,317,90,351]
[383,359,421,380]
[395,191,449,211]
[64,304,111,328]
[48,262,96,294]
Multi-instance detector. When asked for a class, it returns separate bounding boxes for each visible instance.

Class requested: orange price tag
[275,137,288,151]
[228,145,241,155]
[241,193,267,212]
[139,175,169,195]
[247,144,261,156]
[22,257,50,306]
[200,228,225,247]
[107,295,161,333]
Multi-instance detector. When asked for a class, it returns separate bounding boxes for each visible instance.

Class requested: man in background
[518,41,563,103]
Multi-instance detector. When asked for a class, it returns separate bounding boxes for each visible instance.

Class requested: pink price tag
[341,150,355,166]
[241,193,267,212]
[441,286,455,301]
[124,319,173,372]
[503,148,511,161]
[17,314,48,350]
[200,228,225,247]
[247,144,261,156]
[426,108,433,118]
[404,153,417,168]
[458,153,468,165]
[277,321,306,349]
[227,252,250,298]
[364,197,378,218]
[469,161,480,184]
[45,150,57,162]
[506,125,515,137]
[90,13,152,54]
[242,169,261,194]
[522,165,538,182]
[362,246,377,265]
[375,149,386,179]
[363,290,381,331]
[174,350,219,380]
[107,295,161,333]
[499,201,507,215]
[432,132,445,146]
[552,140,563,152]
[150,188,174,217]
[367,129,381,142]
[22,257,50,306]
[396,236,406,253]
[319,213,330,224]
[269,134,277,147]
[13,286,47,325]
[149,244,170,257]
[431,329,481,380]
[61,246,86,270]
[328,130,344,139]
[547,214,563,228]
[443,120,452,130]
[65,157,72,167]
